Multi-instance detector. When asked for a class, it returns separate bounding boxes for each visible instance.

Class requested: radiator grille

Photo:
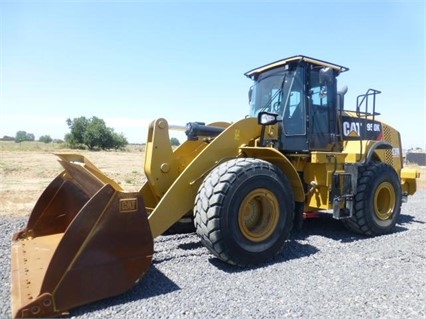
[382,124,397,165]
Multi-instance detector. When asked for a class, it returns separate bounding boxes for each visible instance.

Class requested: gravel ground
[2,190,425,319]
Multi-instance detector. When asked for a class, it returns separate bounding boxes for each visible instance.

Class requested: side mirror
[258,111,278,125]
[319,67,335,86]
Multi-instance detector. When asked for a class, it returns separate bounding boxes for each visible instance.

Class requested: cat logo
[119,198,138,213]
[343,121,361,136]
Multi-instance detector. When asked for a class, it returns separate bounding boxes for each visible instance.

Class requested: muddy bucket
[11,154,153,318]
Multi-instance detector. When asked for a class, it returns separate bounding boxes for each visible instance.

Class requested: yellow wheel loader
[11,55,419,318]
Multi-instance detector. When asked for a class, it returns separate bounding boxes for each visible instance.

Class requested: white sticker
[392,148,400,157]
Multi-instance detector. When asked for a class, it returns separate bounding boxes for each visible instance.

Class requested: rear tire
[342,162,402,236]
[194,158,294,266]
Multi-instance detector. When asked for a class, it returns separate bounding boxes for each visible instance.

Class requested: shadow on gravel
[208,240,321,274]
[72,265,180,317]
[206,211,410,274]
[391,214,420,234]
[178,241,204,250]
[399,213,425,225]
[292,213,364,242]
[295,213,411,240]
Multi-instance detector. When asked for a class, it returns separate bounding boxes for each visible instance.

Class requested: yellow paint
[401,167,419,195]
[239,146,305,202]
[147,117,262,238]
[234,129,241,141]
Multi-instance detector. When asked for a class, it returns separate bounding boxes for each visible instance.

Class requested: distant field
[0,140,67,152]
[0,142,147,216]
[0,141,424,217]
[0,140,145,152]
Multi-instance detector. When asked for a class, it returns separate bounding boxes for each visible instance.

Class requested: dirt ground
[1,149,425,217]
[0,150,147,216]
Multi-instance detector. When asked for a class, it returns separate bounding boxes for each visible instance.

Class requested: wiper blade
[258,74,287,113]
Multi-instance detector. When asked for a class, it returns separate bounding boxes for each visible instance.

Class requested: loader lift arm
[142,117,268,237]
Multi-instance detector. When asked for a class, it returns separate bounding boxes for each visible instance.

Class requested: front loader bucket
[11,154,154,318]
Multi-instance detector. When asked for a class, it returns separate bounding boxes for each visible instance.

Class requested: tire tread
[194,158,293,266]
[342,162,402,236]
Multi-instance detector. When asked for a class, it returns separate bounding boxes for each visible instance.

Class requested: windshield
[249,69,296,118]
[248,66,306,135]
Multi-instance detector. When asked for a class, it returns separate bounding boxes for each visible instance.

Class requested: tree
[65,117,88,146]
[39,135,53,143]
[170,137,180,146]
[15,131,27,143]
[82,117,111,150]
[26,133,35,141]
[112,133,128,150]
[65,116,128,150]
[15,131,35,143]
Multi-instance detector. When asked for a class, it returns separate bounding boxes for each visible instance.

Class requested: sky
[0,0,425,149]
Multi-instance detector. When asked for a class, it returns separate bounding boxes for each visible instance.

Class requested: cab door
[308,68,338,151]
[279,66,309,152]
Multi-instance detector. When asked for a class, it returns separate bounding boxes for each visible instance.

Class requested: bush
[39,135,53,143]
[1,136,14,141]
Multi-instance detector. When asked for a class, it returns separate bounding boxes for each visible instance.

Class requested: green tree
[15,131,27,143]
[65,116,128,150]
[39,135,53,143]
[65,117,89,146]
[15,131,35,143]
[111,132,128,150]
[82,117,110,150]
[170,137,180,146]
[26,133,35,141]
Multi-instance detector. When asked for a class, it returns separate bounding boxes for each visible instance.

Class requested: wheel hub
[239,188,279,242]
[374,182,396,221]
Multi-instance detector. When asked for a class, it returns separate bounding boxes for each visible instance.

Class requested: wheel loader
[10,55,419,318]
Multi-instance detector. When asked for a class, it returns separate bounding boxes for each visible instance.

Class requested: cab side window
[284,67,305,135]
[310,71,330,134]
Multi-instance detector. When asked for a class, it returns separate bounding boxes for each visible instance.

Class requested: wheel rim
[238,188,280,242]
[374,182,396,221]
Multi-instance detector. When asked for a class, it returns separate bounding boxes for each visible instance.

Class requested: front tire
[342,162,402,236]
[194,158,294,266]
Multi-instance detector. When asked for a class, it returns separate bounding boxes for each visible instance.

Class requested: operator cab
[245,55,348,152]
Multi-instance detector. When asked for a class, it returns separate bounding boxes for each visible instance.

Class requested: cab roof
[244,55,349,79]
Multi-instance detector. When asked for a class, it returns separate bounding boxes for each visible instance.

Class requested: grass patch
[0,160,20,175]
[123,170,144,185]
[0,141,67,152]
[0,141,146,153]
